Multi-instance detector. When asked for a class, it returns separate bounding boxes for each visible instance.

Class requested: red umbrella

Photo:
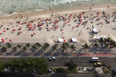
[9,39,12,42]
[33,33,36,35]
[20,31,22,33]
[64,40,66,43]
[1,39,4,42]
[3,30,6,32]
[0,33,2,35]
[20,27,22,29]
[14,29,16,31]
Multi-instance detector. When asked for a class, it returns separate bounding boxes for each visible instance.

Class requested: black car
[112,69,116,76]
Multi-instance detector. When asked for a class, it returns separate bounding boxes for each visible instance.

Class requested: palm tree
[6,43,11,48]
[25,43,30,48]
[42,43,50,51]
[61,43,69,53]
[93,43,99,47]
[1,46,7,52]
[22,46,27,52]
[98,38,104,44]
[70,44,76,52]
[17,45,22,48]
[82,43,89,51]
[52,44,58,52]
[34,42,41,48]
[12,47,17,52]
[31,45,37,52]
[105,37,112,44]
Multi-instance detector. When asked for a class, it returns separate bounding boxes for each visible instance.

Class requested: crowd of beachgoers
[0,6,116,46]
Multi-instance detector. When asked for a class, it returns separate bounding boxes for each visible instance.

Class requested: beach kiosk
[71,38,77,43]
[58,38,64,43]
[92,28,98,34]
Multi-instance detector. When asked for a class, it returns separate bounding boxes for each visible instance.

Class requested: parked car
[111,69,116,76]
[48,68,53,73]
[94,62,102,67]
[48,56,56,61]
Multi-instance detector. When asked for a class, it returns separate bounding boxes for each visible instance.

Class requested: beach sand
[0,3,116,47]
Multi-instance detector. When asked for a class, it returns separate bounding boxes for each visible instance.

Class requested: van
[91,57,99,62]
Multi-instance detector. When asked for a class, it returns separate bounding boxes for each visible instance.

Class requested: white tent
[0,38,2,42]
[71,38,77,42]
[58,38,64,43]
[93,28,98,34]
[93,35,106,39]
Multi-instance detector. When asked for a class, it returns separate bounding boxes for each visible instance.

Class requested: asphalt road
[47,57,116,68]
[1,57,116,68]
[36,73,112,77]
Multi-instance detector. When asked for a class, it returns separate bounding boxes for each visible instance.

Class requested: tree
[93,43,99,47]
[17,45,21,48]
[98,38,104,45]
[56,68,65,73]
[61,43,70,52]
[42,43,50,51]
[12,47,17,52]
[82,43,89,51]
[35,42,41,48]
[26,43,30,48]
[0,60,4,71]
[22,46,27,52]
[31,45,37,52]
[6,43,11,48]
[70,44,76,52]
[64,60,77,72]
[1,46,7,52]
[52,44,58,52]
[5,58,49,74]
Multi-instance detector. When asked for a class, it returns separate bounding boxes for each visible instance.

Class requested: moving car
[94,62,102,67]
[90,57,99,62]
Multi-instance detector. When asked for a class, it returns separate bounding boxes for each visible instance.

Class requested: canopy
[58,38,64,43]
[93,28,98,32]
[71,38,77,42]
[93,35,106,39]
[0,38,2,42]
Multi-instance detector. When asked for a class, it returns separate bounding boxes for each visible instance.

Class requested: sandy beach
[0,3,116,47]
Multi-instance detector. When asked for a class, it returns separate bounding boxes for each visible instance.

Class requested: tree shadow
[14,50,24,56]
[89,46,111,53]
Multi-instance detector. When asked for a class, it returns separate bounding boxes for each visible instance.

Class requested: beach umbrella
[1,39,4,42]
[20,31,22,33]
[0,33,2,35]
[20,27,22,29]
[9,39,12,42]
[64,40,66,43]
[3,30,6,32]
[62,37,64,39]
[33,33,36,35]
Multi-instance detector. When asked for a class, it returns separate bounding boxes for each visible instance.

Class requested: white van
[91,57,99,62]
